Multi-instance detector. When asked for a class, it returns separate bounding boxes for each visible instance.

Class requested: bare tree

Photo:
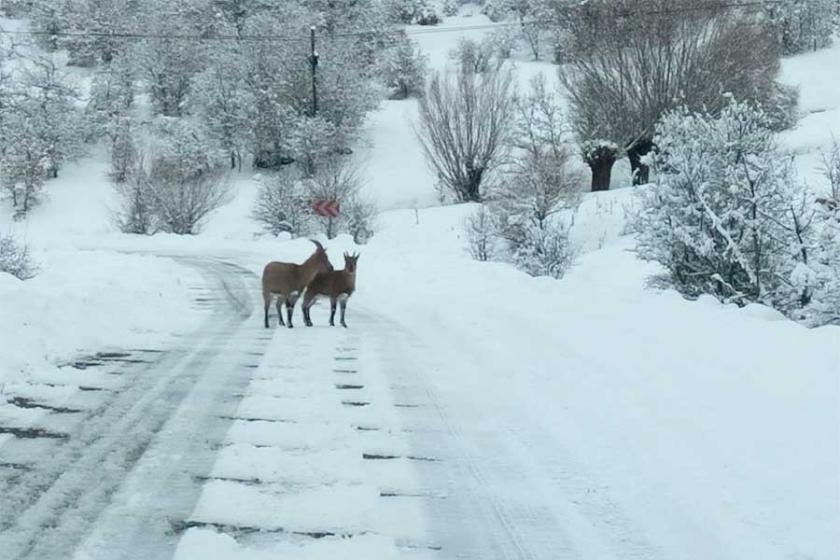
[559,0,784,189]
[417,67,515,202]
[252,171,314,238]
[144,161,230,235]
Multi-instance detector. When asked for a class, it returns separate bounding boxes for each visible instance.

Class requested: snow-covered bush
[508,218,575,279]
[253,172,314,238]
[0,232,37,280]
[303,156,368,239]
[381,33,428,99]
[761,82,800,132]
[635,100,818,316]
[113,159,155,234]
[145,163,230,235]
[117,119,229,235]
[344,196,377,244]
[464,204,497,261]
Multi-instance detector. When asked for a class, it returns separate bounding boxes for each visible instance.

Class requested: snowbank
[0,249,203,387]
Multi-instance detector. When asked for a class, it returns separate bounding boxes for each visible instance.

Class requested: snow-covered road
[0,257,266,559]
[0,255,655,560]
[2,250,836,560]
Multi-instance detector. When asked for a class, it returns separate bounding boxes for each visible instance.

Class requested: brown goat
[262,240,333,328]
[302,252,359,328]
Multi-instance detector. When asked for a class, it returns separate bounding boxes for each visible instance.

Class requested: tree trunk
[627,138,653,185]
[464,165,484,202]
[588,156,615,192]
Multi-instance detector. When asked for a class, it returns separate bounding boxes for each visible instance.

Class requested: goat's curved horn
[310,239,324,251]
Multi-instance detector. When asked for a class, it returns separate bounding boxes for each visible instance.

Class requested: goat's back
[307,270,352,297]
[262,261,300,295]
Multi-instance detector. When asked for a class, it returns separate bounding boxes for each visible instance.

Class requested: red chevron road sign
[312,199,340,218]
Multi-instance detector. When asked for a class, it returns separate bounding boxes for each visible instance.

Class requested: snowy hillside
[1,2,838,560]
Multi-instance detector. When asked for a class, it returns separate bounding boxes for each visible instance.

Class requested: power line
[0,0,785,44]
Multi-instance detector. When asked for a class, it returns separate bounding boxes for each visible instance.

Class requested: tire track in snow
[0,258,267,560]
[360,310,571,560]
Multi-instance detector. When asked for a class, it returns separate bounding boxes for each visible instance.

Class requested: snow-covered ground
[1,7,838,560]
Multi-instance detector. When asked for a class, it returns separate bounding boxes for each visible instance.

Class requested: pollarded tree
[559,0,786,189]
[417,67,516,202]
[635,100,818,315]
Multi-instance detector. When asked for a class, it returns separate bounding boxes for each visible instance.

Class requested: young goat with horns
[302,252,359,328]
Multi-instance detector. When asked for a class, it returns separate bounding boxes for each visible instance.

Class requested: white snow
[0,6,837,560]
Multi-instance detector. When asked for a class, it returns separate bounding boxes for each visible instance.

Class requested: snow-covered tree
[18,57,87,179]
[635,100,818,315]
[241,9,380,170]
[137,3,206,117]
[287,115,340,177]
[764,0,837,54]
[1,55,86,216]
[381,33,428,99]
[188,47,255,171]
[385,0,439,24]
[31,0,141,65]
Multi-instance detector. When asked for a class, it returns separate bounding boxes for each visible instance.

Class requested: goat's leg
[263,292,272,328]
[302,292,315,327]
[329,297,337,327]
[275,297,285,327]
[339,297,348,328]
[286,293,299,328]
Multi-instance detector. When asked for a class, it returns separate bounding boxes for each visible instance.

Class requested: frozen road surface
[0,255,833,560]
